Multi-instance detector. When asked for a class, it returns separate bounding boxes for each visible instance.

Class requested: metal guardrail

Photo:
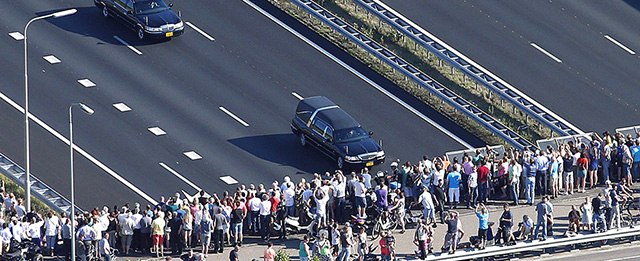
[426,225,640,260]
[445,145,505,163]
[536,133,593,151]
[616,125,640,138]
[0,152,80,214]
[290,0,534,150]
[353,0,584,137]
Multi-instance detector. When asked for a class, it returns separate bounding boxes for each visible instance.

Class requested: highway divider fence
[352,0,584,138]
[289,0,534,150]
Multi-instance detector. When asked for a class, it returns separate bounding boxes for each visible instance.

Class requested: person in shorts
[379,231,391,260]
[230,200,245,246]
[443,211,459,254]
[151,211,165,258]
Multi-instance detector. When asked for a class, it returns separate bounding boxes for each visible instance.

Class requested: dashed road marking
[219,106,250,127]
[43,55,61,64]
[8,32,24,41]
[183,151,202,160]
[604,35,636,55]
[148,127,167,136]
[159,162,202,191]
[185,21,215,41]
[77,78,96,88]
[242,0,474,148]
[113,35,142,55]
[530,42,562,63]
[0,90,157,205]
[291,92,304,100]
[113,103,132,112]
[220,175,238,185]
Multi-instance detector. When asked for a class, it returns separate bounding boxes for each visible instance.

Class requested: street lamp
[23,8,77,211]
[69,102,94,261]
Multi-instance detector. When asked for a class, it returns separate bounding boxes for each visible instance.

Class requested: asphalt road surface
[0,0,483,209]
[381,0,640,133]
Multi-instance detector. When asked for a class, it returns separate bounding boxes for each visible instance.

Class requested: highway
[0,0,482,208]
[381,0,640,133]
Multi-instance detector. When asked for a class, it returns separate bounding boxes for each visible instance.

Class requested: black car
[291,96,385,169]
[95,0,184,40]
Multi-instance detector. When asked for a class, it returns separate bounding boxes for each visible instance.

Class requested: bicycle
[369,209,397,240]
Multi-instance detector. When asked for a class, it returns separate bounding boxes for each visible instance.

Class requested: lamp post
[69,102,94,261]
[24,8,77,211]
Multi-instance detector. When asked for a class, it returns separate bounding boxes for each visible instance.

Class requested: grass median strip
[271,0,550,145]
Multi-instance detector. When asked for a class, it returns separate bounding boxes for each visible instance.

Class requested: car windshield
[134,1,169,15]
[334,127,369,143]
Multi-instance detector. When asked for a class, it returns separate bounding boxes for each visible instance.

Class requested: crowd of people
[0,131,637,261]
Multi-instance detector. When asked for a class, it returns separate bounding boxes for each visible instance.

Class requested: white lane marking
[604,35,636,55]
[8,32,24,41]
[367,0,584,135]
[0,90,157,205]
[148,127,167,136]
[113,35,142,55]
[220,175,238,185]
[185,21,215,41]
[291,92,304,100]
[159,162,202,191]
[183,151,202,160]
[77,78,96,88]
[113,102,132,112]
[43,55,61,64]
[243,0,473,149]
[219,106,250,127]
[530,42,562,63]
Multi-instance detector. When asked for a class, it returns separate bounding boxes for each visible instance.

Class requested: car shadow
[228,133,337,174]
[37,6,170,46]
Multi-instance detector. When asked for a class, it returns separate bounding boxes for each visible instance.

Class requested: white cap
[390,162,398,167]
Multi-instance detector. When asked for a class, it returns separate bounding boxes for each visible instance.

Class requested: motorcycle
[1,240,43,261]
[271,207,317,238]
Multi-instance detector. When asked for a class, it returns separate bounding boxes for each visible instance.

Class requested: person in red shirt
[477,160,490,205]
[269,191,280,213]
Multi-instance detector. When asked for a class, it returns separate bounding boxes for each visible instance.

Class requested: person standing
[417,187,435,225]
[230,200,245,246]
[168,211,184,256]
[477,161,490,205]
[475,204,489,250]
[99,232,112,261]
[509,160,522,205]
[524,158,538,206]
[43,211,60,256]
[332,172,347,224]
[151,211,166,258]
[337,226,353,261]
[446,165,462,209]
[534,197,549,240]
[468,166,478,208]
[213,208,227,254]
[580,197,593,231]
[248,192,261,235]
[563,151,575,195]
[443,211,459,254]
[299,235,311,261]
[592,193,607,233]
[120,213,135,255]
[354,175,368,218]
[258,194,272,241]
[200,211,213,257]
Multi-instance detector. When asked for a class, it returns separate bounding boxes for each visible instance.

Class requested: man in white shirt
[11,217,25,242]
[44,211,60,256]
[354,176,367,218]
[417,187,435,224]
[332,172,347,224]
[283,183,296,217]
[258,195,272,241]
[1,223,11,255]
[248,192,262,234]
[100,232,112,261]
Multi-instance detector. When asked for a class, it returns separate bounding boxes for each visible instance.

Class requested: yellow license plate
[166,32,174,37]
[366,161,374,166]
